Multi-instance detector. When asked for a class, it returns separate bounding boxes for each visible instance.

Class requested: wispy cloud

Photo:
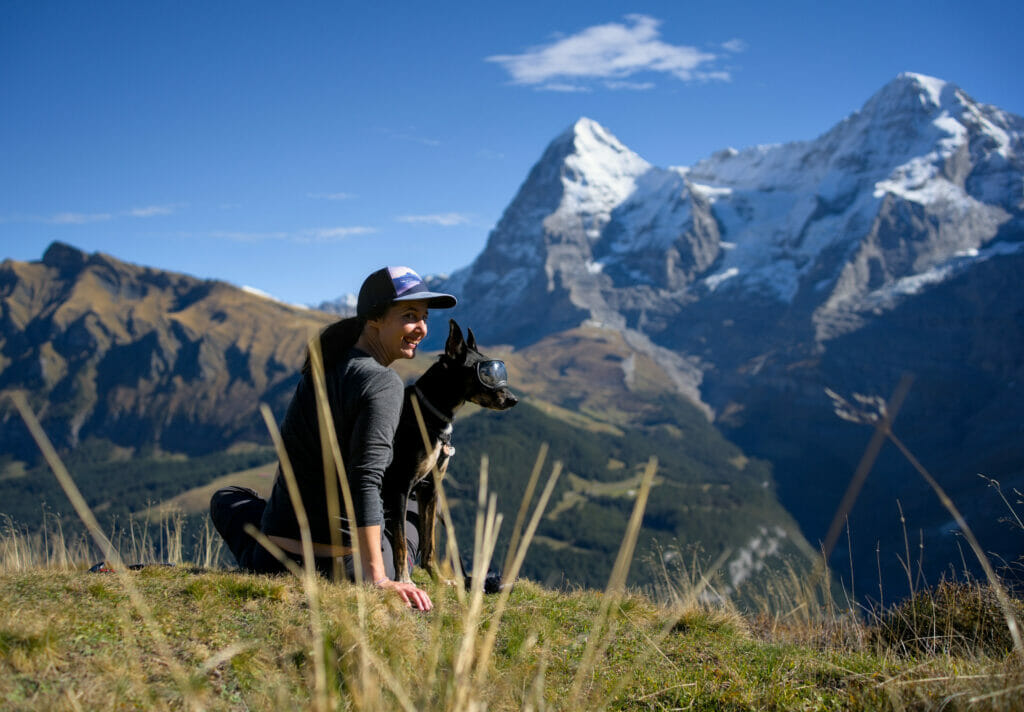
[722,38,747,53]
[212,226,376,244]
[300,226,376,242]
[487,15,727,91]
[126,204,178,218]
[4,203,180,225]
[308,192,356,201]
[396,213,470,227]
[604,80,656,91]
[539,83,593,93]
[50,212,113,224]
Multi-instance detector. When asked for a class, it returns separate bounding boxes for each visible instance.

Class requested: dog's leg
[418,445,453,580]
[418,480,438,579]
[385,487,413,584]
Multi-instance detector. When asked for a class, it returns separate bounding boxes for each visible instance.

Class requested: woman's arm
[356,525,432,611]
[342,366,432,610]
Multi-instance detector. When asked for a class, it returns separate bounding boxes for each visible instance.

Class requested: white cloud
[538,82,592,93]
[396,213,470,227]
[212,226,376,244]
[604,80,656,91]
[722,38,747,53]
[308,192,356,201]
[487,15,725,89]
[49,212,113,224]
[126,204,177,218]
[302,226,376,242]
[11,203,179,224]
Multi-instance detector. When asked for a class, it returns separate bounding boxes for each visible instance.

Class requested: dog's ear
[466,328,477,352]
[445,319,466,360]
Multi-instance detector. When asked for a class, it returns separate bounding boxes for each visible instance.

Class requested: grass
[1,559,1022,710]
[3,376,1024,710]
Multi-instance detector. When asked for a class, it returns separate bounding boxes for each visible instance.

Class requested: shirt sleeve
[343,367,404,527]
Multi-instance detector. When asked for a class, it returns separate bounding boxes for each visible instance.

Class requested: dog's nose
[504,391,518,408]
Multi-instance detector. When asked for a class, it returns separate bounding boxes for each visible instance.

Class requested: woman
[211,266,456,611]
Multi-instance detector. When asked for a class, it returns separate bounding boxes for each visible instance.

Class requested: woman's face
[369,300,429,363]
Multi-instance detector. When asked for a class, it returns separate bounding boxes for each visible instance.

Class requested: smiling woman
[209,266,456,611]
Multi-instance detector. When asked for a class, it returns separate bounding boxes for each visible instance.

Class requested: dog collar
[413,385,454,425]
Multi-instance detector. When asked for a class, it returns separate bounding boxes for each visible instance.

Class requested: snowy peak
[436,74,1023,353]
[864,72,952,115]
[547,118,652,229]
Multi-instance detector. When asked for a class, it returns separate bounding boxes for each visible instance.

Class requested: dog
[382,319,517,583]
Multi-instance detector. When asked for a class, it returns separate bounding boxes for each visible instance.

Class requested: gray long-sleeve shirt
[260,347,404,544]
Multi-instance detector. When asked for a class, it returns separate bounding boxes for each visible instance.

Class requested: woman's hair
[302,301,391,376]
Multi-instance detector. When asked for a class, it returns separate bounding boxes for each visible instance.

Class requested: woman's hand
[375,578,433,611]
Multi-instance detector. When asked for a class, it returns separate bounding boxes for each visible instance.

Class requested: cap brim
[392,291,457,309]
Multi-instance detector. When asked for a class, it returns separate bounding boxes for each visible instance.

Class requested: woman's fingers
[378,579,433,611]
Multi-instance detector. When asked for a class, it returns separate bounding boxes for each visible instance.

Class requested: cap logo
[388,266,425,296]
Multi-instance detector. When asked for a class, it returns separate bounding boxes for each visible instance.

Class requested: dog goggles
[476,360,508,389]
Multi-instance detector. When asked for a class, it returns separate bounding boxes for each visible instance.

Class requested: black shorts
[209,485,419,581]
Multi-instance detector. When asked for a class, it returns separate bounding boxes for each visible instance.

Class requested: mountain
[430,73,1024,596]
[0,242,333,459]
[0,243,816,595]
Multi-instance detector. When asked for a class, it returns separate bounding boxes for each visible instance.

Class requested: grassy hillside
[0,441,276,535]
[1,563,1021,710]
[2,427,1022,711]
[442,399,815,594]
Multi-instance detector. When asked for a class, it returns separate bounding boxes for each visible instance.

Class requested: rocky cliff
[0,242,333,458]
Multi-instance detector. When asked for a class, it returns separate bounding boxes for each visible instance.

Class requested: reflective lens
[476,360,508,389]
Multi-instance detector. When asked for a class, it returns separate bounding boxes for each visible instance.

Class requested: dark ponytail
[302,316,366,376]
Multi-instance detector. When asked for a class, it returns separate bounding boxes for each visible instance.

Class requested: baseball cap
[357,266,457,318]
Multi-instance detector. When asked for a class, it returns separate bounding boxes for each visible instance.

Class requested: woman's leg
[210,486,282,573]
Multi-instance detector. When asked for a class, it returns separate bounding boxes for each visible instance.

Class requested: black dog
[383,319,517,583]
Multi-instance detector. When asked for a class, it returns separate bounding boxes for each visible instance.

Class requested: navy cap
[357,266,457,318]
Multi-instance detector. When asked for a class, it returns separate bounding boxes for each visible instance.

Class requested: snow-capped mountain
[433,73,1024,594]
[443,73,1022,354]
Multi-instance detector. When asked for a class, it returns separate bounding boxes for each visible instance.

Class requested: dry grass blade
[821,374,913,562]
[242,523,306,579]
[410,393,466,600]
[307,339,365,586]
[568,456,658,708]
[8,391,201,710]
[306,336,382,705]
[502,442,548,578]
[886,430,1024,662]
[258,403,331,712]
[452,458,503,712]
[473,456,563,686]
[242,524,418,711]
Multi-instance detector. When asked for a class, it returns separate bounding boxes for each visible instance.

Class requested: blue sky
[2,0,1022,306]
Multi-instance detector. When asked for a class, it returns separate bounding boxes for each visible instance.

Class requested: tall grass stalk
[887,429,1024,661]
[452,456,503,711]
[567,455,657,708]
[473,458,563,686]
[502,442,549,578]
[9,391,202,710]
[307,338,376,703]
[827,377,1024,662]
[410,393,467,602]
[258,403,332,712]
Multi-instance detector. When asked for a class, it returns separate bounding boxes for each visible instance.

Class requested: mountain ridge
[420,72,1024,595]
